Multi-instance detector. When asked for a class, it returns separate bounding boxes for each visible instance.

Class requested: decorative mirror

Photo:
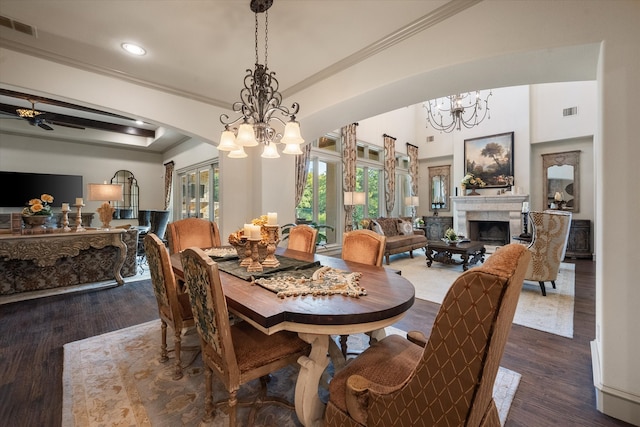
[542,150,580,213]
[428,165,450,214]
[111,170,139,219]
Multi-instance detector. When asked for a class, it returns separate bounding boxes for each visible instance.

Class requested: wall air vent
[0,15,37,37]
[563,106,578,117]
[426,136,435,143]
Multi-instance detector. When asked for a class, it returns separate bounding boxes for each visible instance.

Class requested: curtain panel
[384,134,396,215]
[342,123,358,231]
[295,143,312,207]
[407,143,419,197]
[163,161,174,210]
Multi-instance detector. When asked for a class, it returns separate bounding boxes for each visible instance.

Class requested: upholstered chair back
[149,210,170,240]
[167,218,222,254]
[324,243,531,427]
[143,232,194,379]
[180,247,311,425]
[287,224,318,254]
[180,247,236,388]
[342,229,386,267]
[525,210,572,295]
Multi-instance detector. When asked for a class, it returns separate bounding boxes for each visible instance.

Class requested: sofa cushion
[370,219,384,236]
[376,217,400,237]
[398,220,413,235]
[385,234,426,251]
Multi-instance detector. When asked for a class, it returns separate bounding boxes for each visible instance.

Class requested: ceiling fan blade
[50,120,85,130]
[37,122,54,131]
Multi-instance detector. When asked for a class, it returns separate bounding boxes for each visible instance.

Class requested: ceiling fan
[0,99,87,131]
[15,100,55,130]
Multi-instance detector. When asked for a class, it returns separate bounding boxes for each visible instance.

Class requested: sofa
[365,217,427,265]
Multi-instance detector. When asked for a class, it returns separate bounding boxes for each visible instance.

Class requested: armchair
[324,243,531,427]
[525,210,572,296]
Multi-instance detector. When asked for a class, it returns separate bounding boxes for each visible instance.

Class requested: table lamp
[87,183,124,230]
[344,191,366,231]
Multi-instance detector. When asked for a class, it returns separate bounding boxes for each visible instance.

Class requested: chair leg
[203,365,214,422]
[538,281,547,296]
[228,390,238,427]
[551,280,557,289]
[385,254,390,265]
[409,250,414,258]
[173,330,183,380]
[160,320,168,362]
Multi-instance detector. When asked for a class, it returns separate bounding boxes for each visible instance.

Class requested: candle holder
[74,204,86,232]
[246,238,263,273]
[238,237,252,267]
[61,208,71,232]
[261,225,280,268]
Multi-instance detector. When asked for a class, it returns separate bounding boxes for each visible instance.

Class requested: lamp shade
[282,143,303,155]
[235,123,258,147]
[218,129,239,151]
[261,143,280,158]
[345,191,365,206]
[87,183,123,201]
[228,146,248,158]
[280,120,304,145]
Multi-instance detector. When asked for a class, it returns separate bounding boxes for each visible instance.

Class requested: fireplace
[469,220,510,246]
[451,195,529,246]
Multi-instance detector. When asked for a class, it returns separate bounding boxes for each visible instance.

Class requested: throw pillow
[399,220,413,235]
[371,220,384,235]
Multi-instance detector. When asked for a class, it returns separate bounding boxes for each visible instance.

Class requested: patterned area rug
[62,321,520,426]
[390,252,575,338]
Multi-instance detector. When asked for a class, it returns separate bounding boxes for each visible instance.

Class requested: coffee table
[425,240,486,271]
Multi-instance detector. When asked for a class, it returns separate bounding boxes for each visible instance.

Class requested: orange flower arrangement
[22,194,54,216]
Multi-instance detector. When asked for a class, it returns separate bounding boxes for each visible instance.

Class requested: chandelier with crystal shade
[218,0,304,159]
[423,91,492,133]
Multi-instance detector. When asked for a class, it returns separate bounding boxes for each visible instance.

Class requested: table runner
[209,253,322,281]
[253,266,367,298]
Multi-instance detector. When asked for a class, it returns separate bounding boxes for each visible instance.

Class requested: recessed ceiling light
[121,42,146,56]
[135,120,144,125]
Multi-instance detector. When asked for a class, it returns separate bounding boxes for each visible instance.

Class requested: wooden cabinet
[422,216,453,241]
[566,219,591,259]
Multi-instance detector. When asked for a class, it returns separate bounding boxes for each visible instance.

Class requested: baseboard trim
[591,340,640,426]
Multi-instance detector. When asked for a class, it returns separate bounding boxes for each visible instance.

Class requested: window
[296,157,339,246]
[177,161,219,222]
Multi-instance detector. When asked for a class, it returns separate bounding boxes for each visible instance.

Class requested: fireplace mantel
[451,195,529,241]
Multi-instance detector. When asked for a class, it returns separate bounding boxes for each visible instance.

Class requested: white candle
[243,223,252,237]
[521,202,529,213]
[75,198,83,205]
[250,225,261,239]
[61,203,70,211]
[267,212,278,225]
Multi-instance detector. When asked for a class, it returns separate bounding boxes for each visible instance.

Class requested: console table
[0,230,129,295]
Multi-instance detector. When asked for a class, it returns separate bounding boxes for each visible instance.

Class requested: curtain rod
[382,133,396,140]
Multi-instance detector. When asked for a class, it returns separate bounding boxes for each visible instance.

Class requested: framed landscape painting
[464,132,514,188]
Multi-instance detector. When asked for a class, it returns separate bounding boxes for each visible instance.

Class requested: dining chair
[525,210,572,295]
[341,229,386,267]
[143,232,197,380]
[180,247,311,426]
[324,243,531,427]
[287,224,318,254]
[339,229,387,357]
[167,217,222,254]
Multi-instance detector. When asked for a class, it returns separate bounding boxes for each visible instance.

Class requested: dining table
[170,246,415,427]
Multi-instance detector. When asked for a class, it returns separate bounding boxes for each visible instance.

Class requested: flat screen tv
[0,171,83,208]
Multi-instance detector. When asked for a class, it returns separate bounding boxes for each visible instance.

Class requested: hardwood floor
[0,259,632,426]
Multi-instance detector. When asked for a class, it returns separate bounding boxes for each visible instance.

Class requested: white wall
[0,133,164,218]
